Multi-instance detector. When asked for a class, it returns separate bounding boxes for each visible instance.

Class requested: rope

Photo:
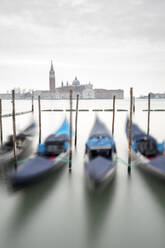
[17,153,142,167]
[17,157,33,165]
[53,157,71,163]
[117,155,142,167]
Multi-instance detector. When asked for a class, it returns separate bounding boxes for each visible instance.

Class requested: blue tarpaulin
[55,118,70,137]
[126,118,157,142]
[86,116,115,152]
[86,137,114,150]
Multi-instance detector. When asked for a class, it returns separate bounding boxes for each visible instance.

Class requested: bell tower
[49,60,55,92]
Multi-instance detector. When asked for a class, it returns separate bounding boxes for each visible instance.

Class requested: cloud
[0,0,165,48]
[0,0,165,94]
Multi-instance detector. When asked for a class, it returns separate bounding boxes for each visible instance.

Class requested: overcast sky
[0,0,165,96]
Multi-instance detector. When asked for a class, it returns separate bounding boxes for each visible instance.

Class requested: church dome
[72,76,80,86]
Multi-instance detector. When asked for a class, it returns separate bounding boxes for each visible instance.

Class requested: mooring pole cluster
[0,87,153,174]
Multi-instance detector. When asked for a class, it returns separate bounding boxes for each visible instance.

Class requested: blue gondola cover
[10,156,55,185]
[86,116,115,152]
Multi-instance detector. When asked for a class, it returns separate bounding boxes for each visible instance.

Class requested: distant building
[33,90,55,99]
[94,89,124,99]
[0,93,11,100]
[139,92,165,99]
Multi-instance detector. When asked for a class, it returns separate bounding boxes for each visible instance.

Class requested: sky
[0,0,165,96]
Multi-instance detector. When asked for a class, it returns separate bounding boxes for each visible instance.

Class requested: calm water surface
[0,99,165,248]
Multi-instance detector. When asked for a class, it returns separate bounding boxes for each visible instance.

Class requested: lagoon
[0,99,165,248]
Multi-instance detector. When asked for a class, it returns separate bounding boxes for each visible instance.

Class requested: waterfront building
[94,88,124,99]
[55,77,95,99]
[139,92,165,99]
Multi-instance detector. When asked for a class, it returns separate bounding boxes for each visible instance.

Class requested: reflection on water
[83,177,117,248]
[9,168,66,230]
[0,99,165,248]
[135,166,165,213]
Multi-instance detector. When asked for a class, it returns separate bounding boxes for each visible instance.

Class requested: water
[0,99,165,248]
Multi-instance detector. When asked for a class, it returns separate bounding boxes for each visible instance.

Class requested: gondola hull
[84,155,116,190]
[0,122,36,171]
[84,117,117,189]
[126,119,165,180]
[8,119,70,189]
[9,152,69,188]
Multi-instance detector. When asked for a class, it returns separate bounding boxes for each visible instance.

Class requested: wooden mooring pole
[112,95,116,137]
[69,90,73,172]
[12,90,17,169]
[32,92,34,112]
[0,99,3,146]
[75,94,79,148]
[128,87,133,174]
[147,93,151,136]
[38,95,41,144]
[133,97,135,113]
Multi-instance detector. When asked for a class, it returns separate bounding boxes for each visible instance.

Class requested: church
[48,61,95,99]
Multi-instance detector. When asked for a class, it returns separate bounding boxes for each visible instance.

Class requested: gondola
[84,116,117,189]
[126,119,165,179]
[9,118,70,188]
[0,121,36,171]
